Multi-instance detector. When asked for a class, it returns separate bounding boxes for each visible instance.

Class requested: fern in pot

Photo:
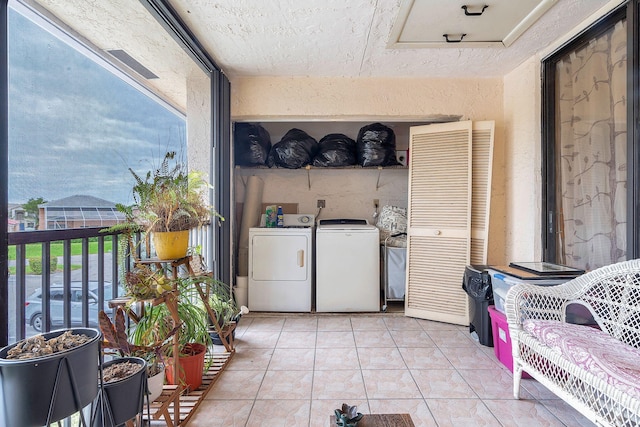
[108,151,221,260]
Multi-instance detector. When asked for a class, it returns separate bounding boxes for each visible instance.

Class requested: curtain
[555,20,627,271]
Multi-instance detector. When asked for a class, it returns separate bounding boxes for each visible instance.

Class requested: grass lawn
[8,241,113,261]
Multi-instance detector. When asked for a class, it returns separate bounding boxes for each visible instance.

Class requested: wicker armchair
[505,259,640,427]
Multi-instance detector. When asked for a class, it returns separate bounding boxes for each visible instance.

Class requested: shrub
[28,257,58,274]
[28,258,41,274]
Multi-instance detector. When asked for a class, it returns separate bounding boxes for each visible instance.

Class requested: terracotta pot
[153,230,189,260]
[165,343,206,390]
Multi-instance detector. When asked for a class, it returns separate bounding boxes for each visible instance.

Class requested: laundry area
[234,121,413,314]
[233,119,496,322]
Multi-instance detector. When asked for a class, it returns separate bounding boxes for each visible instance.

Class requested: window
[8,3,187,230]
[542,4,635,270]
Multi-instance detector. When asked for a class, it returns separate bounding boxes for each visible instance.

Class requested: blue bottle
[276,206,284,228]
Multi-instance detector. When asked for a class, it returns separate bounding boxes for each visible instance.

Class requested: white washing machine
[316,219,380,312]
[248,214,314,312]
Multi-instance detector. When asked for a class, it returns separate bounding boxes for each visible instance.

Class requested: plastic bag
[356,123,399,167]
[267,128,318,169]
[376,205,408,247]
[462,268,492,300]
[312,133,357,167]
[234,123,271,166]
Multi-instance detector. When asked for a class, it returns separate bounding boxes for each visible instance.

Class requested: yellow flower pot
[153,230,189,260]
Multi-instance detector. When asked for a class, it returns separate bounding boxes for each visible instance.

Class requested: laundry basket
[381,232,407,311]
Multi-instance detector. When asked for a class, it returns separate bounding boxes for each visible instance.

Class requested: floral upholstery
[524,319,640,399]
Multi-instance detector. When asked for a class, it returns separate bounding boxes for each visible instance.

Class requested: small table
[330,413,415,427]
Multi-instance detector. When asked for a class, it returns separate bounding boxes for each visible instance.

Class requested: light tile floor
[187,313,595,427]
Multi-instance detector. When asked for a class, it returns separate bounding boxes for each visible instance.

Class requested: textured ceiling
[27,0,619,111]
[168,0,616,78]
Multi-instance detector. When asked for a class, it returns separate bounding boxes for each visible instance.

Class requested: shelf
[235,164,408,170]
[236,164,408,190]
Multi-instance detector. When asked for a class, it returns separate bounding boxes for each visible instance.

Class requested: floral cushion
[523,319,640,399]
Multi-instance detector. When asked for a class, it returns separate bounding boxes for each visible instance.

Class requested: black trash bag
[267,128,318,169]
[234,123,271,166]
[356,123,400,167]
[462,268,493,301]
[312,133,357,167]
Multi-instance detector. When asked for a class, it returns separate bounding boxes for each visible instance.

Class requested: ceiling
[25,0,619,111]
[168,0,616,78]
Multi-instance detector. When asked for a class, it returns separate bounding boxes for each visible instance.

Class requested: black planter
[0,328,101,426]
[209,314,240,346]
[95,357,147,427]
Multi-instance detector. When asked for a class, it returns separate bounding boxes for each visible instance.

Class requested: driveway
[8,253,116,342]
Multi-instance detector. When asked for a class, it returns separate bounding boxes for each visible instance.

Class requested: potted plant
[96,356,147,427]
[130,276,212,391]
[0,329,101,426]
[99,308,176,403]
[103,151,220,261]
[207,282,242,346]
[126,151,216,260]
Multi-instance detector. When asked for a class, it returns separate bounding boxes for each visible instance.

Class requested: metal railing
[7,225,212,344]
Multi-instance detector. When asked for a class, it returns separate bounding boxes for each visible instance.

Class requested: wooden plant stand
[141,384,182,427]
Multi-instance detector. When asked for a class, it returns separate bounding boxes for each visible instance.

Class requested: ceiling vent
[388,0,558,48]
[106,49,158,79]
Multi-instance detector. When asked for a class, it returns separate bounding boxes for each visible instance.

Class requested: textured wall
[231,77,502,120]
[187,69,212,182]
[503,57,542,262]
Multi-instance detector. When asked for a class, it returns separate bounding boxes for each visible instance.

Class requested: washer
[248,214,314,312]
[316,219,380,312]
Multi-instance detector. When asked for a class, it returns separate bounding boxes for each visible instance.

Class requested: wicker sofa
[505,259,640,427]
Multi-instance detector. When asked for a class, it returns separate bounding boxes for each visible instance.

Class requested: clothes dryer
[248,214,314,312]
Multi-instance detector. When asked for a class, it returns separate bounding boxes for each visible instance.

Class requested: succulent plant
[334,403,363,427]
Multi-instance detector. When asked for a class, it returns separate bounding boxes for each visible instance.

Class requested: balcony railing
[7,225,212,344]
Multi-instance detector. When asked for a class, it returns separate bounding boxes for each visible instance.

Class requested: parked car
[25,281,124,332]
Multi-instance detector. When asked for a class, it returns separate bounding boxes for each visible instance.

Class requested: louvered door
[471,121,495,265]
[405,121,472,325]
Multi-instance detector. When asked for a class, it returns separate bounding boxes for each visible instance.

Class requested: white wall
[187,68,212,181]
[231,77,502,121]
[503,57,542,262]
[230,76,507,264]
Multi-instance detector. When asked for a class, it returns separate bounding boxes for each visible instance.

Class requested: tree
[22,197,45,227]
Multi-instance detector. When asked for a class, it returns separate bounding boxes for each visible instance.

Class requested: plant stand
[139,384,182,427]
[132,255,237,353]
[108,290,182,393]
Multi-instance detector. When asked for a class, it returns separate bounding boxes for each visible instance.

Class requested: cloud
[8,10,186,205]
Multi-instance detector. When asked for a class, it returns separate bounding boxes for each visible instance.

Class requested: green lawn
[8,241,113,261]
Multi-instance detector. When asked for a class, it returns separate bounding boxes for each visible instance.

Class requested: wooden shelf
[235,164,408,170]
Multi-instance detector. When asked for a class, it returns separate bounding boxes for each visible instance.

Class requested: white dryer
[248,214,314,312]
[316,219,380,312]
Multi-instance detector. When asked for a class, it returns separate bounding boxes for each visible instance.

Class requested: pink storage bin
[488,305,531,378]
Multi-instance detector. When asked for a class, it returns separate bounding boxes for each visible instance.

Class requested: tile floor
[187,313,595,427]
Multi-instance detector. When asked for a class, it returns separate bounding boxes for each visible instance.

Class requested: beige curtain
[556,20,627,271]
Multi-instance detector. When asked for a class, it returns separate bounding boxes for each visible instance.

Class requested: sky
[8,8,186,205]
